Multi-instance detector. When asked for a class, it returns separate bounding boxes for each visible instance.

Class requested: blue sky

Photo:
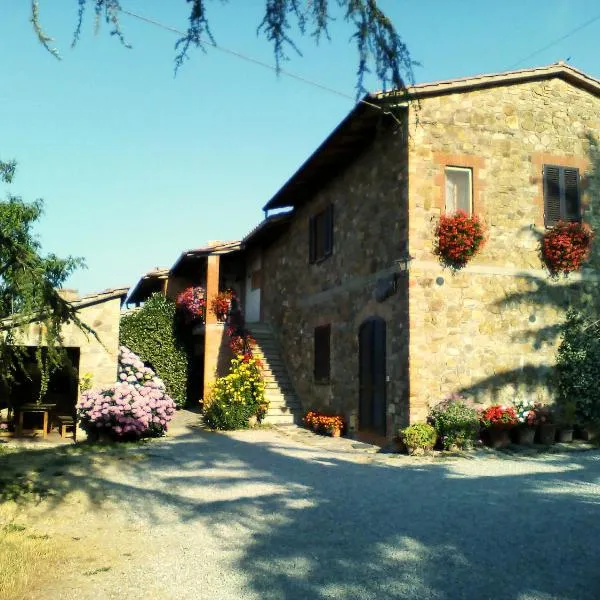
[1,0,600,294]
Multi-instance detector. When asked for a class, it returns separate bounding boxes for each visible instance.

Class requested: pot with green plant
[555,401,576,443]
[401,423,437,456]
[513,398,538,445]
[428,394,480,451]
[535,406,556,445]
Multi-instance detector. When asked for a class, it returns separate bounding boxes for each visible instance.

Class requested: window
[543,165,581,227]
[445,167,472,215]
[309,204,334,263]
[314,324,331,383]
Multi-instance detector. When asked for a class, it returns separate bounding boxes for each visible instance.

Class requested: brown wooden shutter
[308,215,316,263]
[325,204,334,257]
[543,165,561,227]
[314,324,331,382]
[564,167,581,221]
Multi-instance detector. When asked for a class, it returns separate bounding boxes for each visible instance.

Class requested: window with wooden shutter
[308,204,334,263]
[314,324,331,383]
[543,165,581,227]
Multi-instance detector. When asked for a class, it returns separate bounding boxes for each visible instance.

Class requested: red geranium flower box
[434,211,486,270]
[540,221,594,277]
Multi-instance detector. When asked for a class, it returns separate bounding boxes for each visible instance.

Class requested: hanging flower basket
[176,286,206,324]
[434,211,486,270]
[210,289,236,322]
[540,221,594,278]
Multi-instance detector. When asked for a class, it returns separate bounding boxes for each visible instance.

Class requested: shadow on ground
[1,420,600,600]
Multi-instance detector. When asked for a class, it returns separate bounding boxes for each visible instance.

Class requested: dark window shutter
[308,216,316,263]
[543,165,561,227]
[314,324,331,382]
[325,204,334,256]
[564,167,581,221]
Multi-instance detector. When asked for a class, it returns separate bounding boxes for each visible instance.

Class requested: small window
[445,167,472,215]
[314,324,331,383]
[309,204,334,263]
[543,165,581,227]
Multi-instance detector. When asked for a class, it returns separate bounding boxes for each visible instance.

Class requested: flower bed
[77,346,176,440]
[540,221,594,277]
[434,211,486,270]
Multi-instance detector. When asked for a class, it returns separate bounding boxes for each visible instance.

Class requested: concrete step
[262,414,297,425]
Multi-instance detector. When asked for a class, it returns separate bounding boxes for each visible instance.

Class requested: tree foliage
[32,0,415,94]
[119,293,188,408]
[0,159,87,392]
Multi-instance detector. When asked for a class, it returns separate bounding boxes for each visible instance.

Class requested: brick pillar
[203,255,226,402]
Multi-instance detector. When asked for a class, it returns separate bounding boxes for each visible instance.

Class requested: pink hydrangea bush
[77,346,176,440]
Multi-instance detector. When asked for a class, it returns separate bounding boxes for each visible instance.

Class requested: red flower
[434,211,486,270]
[540,221,594,277]
[176,286,206,323]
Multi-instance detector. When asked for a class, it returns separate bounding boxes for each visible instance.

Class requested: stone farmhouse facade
[130,63,600,440]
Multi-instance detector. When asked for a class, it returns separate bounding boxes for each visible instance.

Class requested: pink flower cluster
[77,346,176,439]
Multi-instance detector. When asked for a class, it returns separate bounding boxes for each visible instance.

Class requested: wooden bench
[57,415,75,439]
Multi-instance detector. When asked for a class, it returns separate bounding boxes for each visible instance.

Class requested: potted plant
[513,398,538,445]
[535,405,556,445]
[555,401,577,443]
[211,289,236,322]
[401,423,437,455]
[428,394,480,450]
[176,286,207,324]
[433,211,487,271]
[480,405,518,448]
[540,221,594,278]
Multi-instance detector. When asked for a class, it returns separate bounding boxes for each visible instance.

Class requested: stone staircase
[249,323,302,425]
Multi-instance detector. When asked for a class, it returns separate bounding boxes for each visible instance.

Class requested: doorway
[358,317,387,436]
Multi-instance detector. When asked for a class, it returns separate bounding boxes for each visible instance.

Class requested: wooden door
[358,317,387,436]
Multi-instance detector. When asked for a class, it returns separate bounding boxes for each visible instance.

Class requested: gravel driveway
[7,411,600,600]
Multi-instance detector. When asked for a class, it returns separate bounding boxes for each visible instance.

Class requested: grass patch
[0,523,60,600]
[83,566,111,576]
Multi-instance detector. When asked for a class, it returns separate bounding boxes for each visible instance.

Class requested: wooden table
[16,403,56,438]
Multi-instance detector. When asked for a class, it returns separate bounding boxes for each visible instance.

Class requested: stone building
[252,63,600,439]
[129,63,600,440]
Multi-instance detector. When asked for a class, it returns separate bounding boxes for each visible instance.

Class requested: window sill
[310,252,332,266]
[314,378,331,386]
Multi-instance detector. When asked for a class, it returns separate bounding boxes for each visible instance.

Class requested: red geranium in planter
[540,221,594,278]
[479,405,518,430]
[176,286,206,324]
[434,211,486,270]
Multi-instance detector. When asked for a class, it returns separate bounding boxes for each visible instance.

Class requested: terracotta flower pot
[487,427,511,449]
[558,428,574,443]
[515,426,536,446]
[537,423,556,445]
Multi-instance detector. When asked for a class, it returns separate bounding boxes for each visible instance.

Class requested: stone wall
[407,77,600,420]
[13,296,122,390]
[261,120,410,435]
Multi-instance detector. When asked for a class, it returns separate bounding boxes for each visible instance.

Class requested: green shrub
[203,356,266,430]
[120,293,188,408]
[428,395,480,450]
[401,423,437,455]
[556,309,600,424]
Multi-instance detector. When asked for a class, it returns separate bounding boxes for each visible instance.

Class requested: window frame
[444,166,473,216]
[543,164,581,227]
[313,324,331,384]
[309,204,334,264]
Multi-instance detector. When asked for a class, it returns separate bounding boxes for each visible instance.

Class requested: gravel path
[10,411,600,600]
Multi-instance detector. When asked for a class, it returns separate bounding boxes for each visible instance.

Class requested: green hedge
[120,293,188,408]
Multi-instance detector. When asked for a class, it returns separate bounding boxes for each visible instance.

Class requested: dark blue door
[358,317,387,436]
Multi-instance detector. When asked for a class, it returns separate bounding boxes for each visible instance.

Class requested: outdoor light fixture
[394,254,413,273]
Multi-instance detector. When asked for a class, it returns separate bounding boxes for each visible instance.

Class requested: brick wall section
[407,78,600,420]
[261,121,410,435]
